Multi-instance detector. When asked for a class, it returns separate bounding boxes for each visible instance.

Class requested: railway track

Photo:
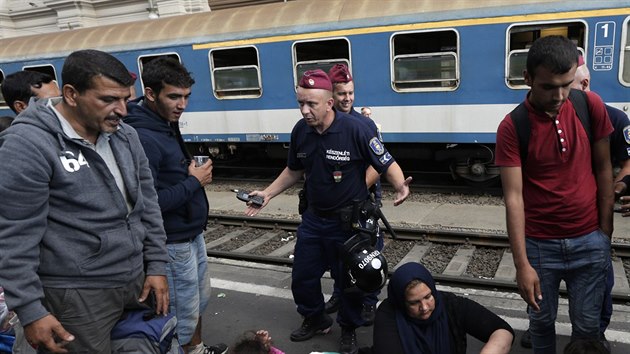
[205,213,630,303]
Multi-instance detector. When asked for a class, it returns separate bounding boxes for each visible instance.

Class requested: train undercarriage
[187,141,500,186]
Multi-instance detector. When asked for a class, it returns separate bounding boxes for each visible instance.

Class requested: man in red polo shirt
[496,35,613,353]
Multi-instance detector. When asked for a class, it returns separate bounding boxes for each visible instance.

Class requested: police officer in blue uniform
[569,56,630,199]
[245,69,412,354]
[325,63,384,325]
[571,55,630,351]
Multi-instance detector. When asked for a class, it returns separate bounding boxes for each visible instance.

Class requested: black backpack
[509,89,591,162]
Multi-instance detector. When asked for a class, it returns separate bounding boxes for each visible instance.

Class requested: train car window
[620,16,630,86]
[209,46,262,99]
[507,21,586,88]
[293,38,350,88]
[22,64,58,82]
[0,70,5,107]
[390,29,459,92]
[137,53,181,94]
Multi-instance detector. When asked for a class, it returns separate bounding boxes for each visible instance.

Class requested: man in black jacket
[124,57,226,354]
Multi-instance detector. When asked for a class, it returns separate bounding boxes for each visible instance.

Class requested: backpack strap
[509,102,531,162]
[568,89,592,143]
[509,89,592,163]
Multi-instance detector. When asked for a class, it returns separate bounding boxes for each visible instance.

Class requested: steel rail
[206,214,630,302]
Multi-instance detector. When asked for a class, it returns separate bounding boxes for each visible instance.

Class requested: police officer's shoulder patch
[379,152,392,165]
[624,125,630,144]
[369,137,385,156]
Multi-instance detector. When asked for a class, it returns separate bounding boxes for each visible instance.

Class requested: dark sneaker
[340,327,358,354]
[202,342,229,354]
[325,294,340,314]
[520,329,532,349]
[361,303,376,326]
[290,313,333,342]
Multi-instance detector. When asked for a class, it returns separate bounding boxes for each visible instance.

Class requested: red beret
[328,63,353,84]
[298,69,332,91]
[578,55,585,66]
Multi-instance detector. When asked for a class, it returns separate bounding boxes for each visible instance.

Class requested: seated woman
[371,262,514,354]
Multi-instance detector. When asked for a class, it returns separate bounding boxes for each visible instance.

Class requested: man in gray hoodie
[0,49,169,353]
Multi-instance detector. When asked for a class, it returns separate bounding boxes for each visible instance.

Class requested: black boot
[340,326,358,354]
[290,313,333,342]
[361,303,376,326]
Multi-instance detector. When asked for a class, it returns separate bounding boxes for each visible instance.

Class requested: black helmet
[343,233,388,293]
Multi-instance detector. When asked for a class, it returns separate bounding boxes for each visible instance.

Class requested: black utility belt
[309,205,352,220]
[309,205,357,231]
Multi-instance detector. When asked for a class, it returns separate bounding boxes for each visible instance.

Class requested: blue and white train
[0,0,629,183]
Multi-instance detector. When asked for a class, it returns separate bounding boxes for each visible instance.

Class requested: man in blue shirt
[245,69,411,354]
[325,64,384,326]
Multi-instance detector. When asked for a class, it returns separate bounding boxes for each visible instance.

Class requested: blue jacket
[607,104,630,166]
[287,110,394,211]
[349,108,383,203]
[124,98,209,242]
[0,98,168,326]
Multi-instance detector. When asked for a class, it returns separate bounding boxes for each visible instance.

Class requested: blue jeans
[292,211,364,328]
[600,260,614,334]
[166,234,212,345]
[526,229,610,354]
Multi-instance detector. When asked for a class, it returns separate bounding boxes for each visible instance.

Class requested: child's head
[230,330,267,354]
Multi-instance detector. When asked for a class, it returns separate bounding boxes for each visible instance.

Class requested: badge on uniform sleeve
[624,125,630,144]
[379,152,392,165]
[369,137,385,156]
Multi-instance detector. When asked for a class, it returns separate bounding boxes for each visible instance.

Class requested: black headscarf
[387,262,451,354]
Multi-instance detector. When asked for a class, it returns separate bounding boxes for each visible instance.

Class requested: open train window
[506,21,586,88]
[209,46,262,99]
[390,29,459,92]
[137,53,181,95]
[292,38,350,89]
[22,64,58,83]
[620,17,630,86]
[0,70,5,108]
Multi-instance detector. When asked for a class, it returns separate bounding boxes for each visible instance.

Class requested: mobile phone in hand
[233,189,264,207]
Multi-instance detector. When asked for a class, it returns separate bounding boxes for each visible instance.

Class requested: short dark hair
[526,35,579,78]
[230,330,266,354]
[141,57,195,96]
[0,116,14,132]
[61,49,134,93]
[1,71,55,114]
